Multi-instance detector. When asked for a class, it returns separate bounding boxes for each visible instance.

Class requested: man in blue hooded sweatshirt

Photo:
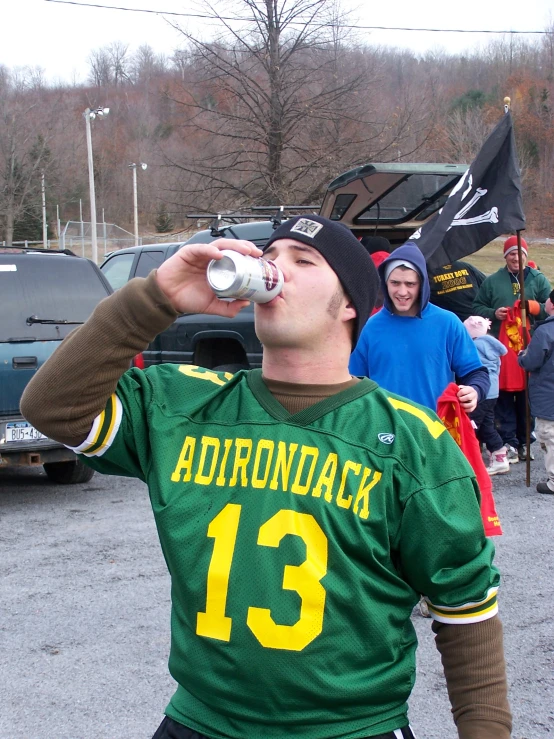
[350,243,489,413]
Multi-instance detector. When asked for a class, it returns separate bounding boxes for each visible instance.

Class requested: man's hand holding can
[207,249,283,303]
[156,239,263,316]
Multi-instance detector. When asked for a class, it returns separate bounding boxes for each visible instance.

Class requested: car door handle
[12,356,38,369]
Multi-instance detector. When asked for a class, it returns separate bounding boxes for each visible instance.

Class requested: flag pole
[504,96,531,485]
[516,229,531,486]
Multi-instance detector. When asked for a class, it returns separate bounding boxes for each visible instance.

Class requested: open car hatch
[319,163,469,244]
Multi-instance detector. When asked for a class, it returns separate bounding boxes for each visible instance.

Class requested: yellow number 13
[196,504,328,652]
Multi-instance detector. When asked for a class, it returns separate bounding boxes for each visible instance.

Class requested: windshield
[100,251,135,290]
[356,173,460,223]
[1,255,111,342]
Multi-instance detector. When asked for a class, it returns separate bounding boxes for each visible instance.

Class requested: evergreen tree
[13,201,42,242]
[155,202,174,233]
[12,136,52,243]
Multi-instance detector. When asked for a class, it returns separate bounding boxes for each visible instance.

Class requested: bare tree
[87,43,131,87]
[162,0,431,211]
[0,70,64,244]
[444,107,492,163]
[107,42,131,87]
[131,45,168,84]
[88,47,113,87]
[541,20,554,80]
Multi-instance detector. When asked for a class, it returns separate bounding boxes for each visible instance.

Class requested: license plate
[5,421,47,443]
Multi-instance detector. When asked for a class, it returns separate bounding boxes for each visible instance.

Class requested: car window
[100,252,135,290]
[184,221,276,246]
[356,173,460,223]
[135,250,165,279]
[1,256,111,342]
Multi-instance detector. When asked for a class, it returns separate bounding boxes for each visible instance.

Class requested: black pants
[152,717,417,739]
[495,390,534,449]
[470,398,504,453]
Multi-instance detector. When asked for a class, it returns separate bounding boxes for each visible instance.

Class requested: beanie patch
[290,218,324,238]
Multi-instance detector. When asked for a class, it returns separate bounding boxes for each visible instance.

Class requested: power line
[45,0,241,21]
[43,0,551,34]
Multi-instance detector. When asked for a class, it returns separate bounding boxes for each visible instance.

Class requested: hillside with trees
[1,0,553,245]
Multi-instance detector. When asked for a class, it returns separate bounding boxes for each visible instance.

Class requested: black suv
[100,163,468,371]
[1,247,112,483]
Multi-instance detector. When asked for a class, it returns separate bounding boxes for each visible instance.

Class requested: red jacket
[437,383,502,537]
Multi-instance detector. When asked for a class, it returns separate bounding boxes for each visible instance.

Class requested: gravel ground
[1,453,553,739]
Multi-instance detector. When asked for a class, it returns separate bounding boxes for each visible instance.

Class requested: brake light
[132,352,145,369]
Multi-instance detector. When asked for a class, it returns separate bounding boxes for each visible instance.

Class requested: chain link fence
[60,221,136,257]
[0,223,196,260]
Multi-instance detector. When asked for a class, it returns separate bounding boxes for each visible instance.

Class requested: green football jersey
[73,366,499,739]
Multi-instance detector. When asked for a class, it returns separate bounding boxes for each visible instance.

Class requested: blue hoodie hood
[378,242,430,317]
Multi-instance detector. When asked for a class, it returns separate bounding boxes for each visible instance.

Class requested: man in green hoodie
[472,236,551,462]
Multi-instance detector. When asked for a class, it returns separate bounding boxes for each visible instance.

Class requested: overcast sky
[2,0,553,85]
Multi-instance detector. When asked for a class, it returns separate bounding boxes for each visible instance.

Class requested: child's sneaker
[486,447,510,476]
[418,597,431,618]
[506,445,519,464]
[518,445,535,461]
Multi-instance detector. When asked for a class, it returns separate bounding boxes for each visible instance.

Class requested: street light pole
[83,106,109,264]
[129,162,147,246]
[132,164,138,245]
[41,171,47,248]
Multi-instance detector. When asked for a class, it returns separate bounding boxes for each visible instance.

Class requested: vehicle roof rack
[187,205,319,237]
[0,244,78,256]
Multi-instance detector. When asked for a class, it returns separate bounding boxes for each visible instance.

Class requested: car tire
[213,364,249,373]
[43,459,95,485]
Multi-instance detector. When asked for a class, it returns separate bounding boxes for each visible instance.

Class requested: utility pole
[132,164,138,245]
[83,106,110,264]
[41,171,47,248]
[129,162,147,246]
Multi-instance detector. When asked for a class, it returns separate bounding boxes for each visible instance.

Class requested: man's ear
[342,298,357,323]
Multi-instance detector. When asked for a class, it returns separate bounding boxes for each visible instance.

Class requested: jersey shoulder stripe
[386,396,446,439]
[426,586,498,624]
[178,364,234,386]
[68,365,235,459]
[69,393,123,457]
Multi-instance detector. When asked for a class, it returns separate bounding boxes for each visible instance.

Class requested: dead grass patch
[464,240,554,285]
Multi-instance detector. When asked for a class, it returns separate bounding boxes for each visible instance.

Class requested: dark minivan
[1,248,112,483]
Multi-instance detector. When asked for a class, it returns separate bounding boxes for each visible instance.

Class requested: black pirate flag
[411,110,526,270]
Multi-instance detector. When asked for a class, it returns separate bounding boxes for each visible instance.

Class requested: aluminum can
[206,250,283,303]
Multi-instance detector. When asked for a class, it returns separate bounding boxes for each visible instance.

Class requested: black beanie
[360,235,391,254]
[263,215,379,345]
